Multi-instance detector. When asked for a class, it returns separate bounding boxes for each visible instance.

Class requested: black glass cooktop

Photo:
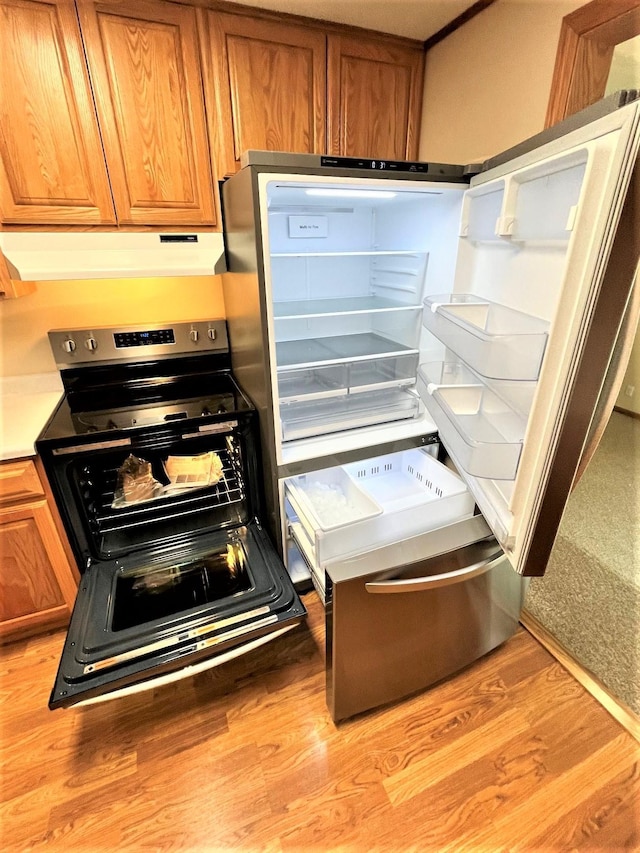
[38,355,253,442]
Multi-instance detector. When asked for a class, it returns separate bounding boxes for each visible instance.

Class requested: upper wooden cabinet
[76,0,217,225]
[199,11,327,178]
[0,1,424,227]
[0,0,115,224]
[327,34,424,161]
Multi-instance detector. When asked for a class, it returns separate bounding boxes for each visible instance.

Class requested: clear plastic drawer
[280,386,420,442]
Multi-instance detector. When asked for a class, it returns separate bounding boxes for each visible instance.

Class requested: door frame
[545,0,640,128]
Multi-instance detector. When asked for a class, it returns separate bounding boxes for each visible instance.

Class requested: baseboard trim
[613,405,640,420]
[520,610,640,743]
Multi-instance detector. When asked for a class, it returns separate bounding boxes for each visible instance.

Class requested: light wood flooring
[1,592,639,851]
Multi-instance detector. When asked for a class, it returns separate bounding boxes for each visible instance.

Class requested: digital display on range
[114,329,175,348]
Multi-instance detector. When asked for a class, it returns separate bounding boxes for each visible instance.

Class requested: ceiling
[225,0,475,41]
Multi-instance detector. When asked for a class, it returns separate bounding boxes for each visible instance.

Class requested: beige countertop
[0,373,63,461]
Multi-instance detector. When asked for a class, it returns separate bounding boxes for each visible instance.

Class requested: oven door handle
[364,553,504,594]
[73,624,296,707]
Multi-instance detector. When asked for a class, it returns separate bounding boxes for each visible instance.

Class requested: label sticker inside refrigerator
[288,215,328,238]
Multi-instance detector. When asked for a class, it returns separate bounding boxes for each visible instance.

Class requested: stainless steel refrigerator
[221,91,640,721]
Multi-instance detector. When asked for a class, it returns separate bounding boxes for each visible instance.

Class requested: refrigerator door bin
[418,375,527,480]
[279,386,420,441]
[423,293,549,380]
[284,448,475,565]
[327,537,525,721]
[419,360,482,388]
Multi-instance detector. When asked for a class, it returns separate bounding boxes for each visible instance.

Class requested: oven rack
[79,447,245,534]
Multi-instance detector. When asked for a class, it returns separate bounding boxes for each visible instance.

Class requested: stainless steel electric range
[37,320,305,709]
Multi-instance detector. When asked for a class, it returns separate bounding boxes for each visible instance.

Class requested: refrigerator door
[418,98,640,577]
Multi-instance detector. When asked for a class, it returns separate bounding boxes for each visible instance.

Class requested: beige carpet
[525,410,640,715]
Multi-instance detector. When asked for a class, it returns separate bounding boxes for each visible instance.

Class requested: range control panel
[49,320,228,368]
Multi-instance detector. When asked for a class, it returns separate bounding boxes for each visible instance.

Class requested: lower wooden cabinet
[0,459,79,643]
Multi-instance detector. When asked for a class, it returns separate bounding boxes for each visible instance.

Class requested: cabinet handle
[365,552,504,594]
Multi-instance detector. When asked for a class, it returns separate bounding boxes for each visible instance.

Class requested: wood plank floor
[1,592,638,852]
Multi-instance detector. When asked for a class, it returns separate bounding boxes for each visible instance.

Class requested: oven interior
[64,426,254,563]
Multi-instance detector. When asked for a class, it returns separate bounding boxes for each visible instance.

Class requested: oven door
[49,520,305,709]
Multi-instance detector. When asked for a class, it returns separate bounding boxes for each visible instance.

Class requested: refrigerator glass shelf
[275,333,416,369]
[423,293,549,380]
[273,296,422,318]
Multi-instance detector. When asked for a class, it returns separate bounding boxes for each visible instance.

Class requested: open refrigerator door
[417,97,640,577]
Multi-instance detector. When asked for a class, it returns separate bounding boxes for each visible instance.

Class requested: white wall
[419,0,585,164]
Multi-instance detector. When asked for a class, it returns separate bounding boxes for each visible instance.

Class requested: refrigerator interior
[262,181,463,450]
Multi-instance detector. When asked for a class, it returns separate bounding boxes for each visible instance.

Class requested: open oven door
[49,520,305,709]
[417,94,640,578]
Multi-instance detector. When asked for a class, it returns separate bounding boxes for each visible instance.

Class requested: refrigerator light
[305,189,397,199]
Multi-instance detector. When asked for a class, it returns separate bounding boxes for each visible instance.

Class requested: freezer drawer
[326,538,525,721]
[284,449,475,565]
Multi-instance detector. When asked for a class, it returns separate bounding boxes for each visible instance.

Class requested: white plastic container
[423,293,549,380]
[284,449,475,565]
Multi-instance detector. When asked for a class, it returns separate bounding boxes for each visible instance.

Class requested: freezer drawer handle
[364,553,503,594]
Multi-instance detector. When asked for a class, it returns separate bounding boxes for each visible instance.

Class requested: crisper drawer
[284,448,475,566]
[279,386,420,442]
[277,353,419,404]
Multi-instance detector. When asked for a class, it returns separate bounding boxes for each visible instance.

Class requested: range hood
[0,232,226,281]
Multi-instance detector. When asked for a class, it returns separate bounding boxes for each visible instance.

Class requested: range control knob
[207,327,217,341]
[84,336,98,352]
[62,339,76,354]
[189,329,199,343]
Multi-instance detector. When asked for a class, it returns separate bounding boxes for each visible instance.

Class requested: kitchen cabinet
[0,459,79,642]
[76,0,216,225]
[198,10,327,178]
[0,0,424,228]
[327,33,424,160]
[0,0,115,225]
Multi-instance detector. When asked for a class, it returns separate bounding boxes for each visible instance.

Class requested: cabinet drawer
[0,460,44,505]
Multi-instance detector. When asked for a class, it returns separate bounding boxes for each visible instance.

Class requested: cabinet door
[77,0,216,225]
[0,0,115,224]
[199,11,326,178]
[0,500,78,641]
[327,34,424,161]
